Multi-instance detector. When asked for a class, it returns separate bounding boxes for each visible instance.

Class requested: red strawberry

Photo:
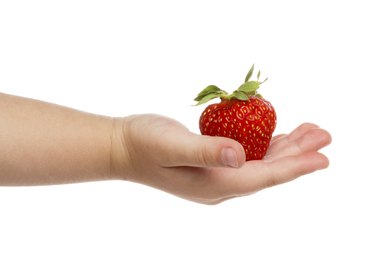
[194,65,277,161]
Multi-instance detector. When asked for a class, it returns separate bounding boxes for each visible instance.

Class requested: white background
[1,0,374,260]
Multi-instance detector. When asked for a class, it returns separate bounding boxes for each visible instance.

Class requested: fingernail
[221,148,238,168]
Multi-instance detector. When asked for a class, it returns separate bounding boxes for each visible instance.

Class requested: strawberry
[194,65,277,161]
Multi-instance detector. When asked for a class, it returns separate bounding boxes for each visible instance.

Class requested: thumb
[163,133,246,168]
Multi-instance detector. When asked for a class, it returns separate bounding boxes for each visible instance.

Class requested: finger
[266,128,332,161]
[288,122,320,141]
[221,151,329,197]
[259,151,329,189]
[269,134,287,145]
[267,123,320,155]
[162,133,246,168]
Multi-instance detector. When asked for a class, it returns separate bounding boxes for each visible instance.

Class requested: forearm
[0,92,115,185]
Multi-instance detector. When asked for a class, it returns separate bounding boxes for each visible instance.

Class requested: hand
[111,114,331,204]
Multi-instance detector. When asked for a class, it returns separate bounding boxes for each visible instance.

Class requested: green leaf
[233,91,248,101]
[257,70,261,81]
[238,81,260,94]
[197,85,222,96]
[244,64,255,82]
[195,93,222,105]
[194,85,223,101]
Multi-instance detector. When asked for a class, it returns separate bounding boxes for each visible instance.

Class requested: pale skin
[0,92,331,204]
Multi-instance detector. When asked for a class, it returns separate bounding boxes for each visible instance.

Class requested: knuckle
[194,143,212,166]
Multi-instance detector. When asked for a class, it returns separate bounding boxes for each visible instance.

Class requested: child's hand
[111,114,331,204]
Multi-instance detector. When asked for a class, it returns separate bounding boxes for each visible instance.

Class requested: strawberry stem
[194,65,268,106]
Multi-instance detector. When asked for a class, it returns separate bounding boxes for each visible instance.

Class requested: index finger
[212,151,329,197]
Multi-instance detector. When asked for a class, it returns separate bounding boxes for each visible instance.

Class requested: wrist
[110,116,132,181]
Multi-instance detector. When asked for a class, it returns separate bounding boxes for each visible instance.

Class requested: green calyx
[194,64,268,106]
